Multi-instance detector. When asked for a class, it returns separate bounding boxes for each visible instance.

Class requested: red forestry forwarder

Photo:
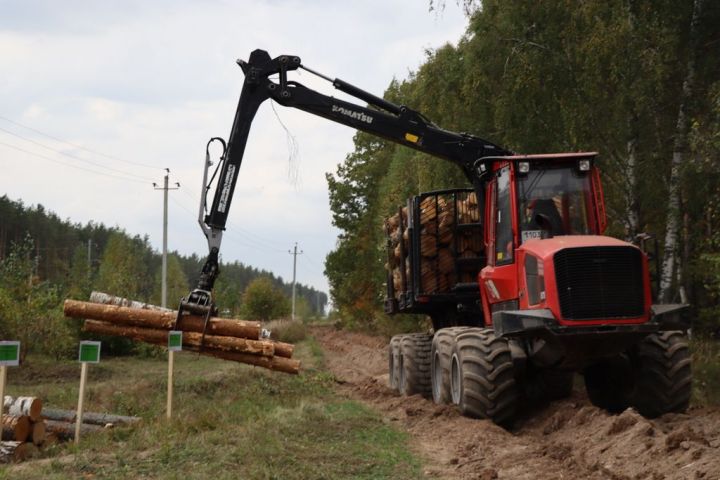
[183,49,691,426]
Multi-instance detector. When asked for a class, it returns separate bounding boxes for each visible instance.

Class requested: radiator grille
[554,246,645,320]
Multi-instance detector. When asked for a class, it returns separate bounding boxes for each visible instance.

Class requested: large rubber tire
[388,335,403,391]
[524,369,574,402]
[631,331,691,418]
[450,328,518,426]
[584,354,634,413]
[399,333,432,398]
[431,327,471,405]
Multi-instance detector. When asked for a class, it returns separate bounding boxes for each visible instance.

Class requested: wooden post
[75,362,88,445]
[167,350,174,419]
[0,366,6,429]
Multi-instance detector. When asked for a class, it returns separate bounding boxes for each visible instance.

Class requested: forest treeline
[325,0,720,333]
[0,194,327,357]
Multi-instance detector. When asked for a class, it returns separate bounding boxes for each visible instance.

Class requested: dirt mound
[312,326,720,479]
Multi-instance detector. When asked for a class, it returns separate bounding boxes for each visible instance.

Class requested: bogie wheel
[388,335,403,391]
[450,328,518,426]
[398,333,432,398]
[632,331,691,418]
[584,355,633,413]
[431,327,471,405]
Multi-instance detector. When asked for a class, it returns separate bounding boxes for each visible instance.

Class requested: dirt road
[312,326,720,480]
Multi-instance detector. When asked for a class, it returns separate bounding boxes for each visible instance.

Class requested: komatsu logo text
[332,105,373,124]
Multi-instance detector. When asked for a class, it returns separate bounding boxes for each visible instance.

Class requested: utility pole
[288,242,303,320]
[154,169,180,308]
[86,239,92,279]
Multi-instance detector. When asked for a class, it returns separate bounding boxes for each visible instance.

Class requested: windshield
[517,166,595,241]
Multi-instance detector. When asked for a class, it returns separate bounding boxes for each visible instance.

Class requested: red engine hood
[518,235,636,260]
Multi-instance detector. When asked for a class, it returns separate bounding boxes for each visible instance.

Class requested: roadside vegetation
[0,337,422,479]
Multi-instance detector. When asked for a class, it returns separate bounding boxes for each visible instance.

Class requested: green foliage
[240,277,291,321]
[0,235,75,361]
[150,253,189,308]
[96,232,151,300]
[268,319,308,344]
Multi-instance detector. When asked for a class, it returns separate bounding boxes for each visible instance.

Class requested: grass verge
[0,336,422,479]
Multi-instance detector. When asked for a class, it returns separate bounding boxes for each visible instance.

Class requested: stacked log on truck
[385,190,483,297]
[63,293,300,375]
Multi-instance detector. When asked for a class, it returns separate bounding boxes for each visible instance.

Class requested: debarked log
[82,320,275,357]
[81,321,300,374]
[64,299,261,340]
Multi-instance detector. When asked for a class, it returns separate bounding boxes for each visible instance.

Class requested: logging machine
[183,49,692,426]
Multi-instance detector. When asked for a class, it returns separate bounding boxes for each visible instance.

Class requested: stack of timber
[385,191,482,296]
[63,293,300,375]
[0,395,47,462]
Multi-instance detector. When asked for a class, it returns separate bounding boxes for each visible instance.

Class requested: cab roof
[481,152,598,162]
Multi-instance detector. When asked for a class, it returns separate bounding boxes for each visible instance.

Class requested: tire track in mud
[312,326,720,480]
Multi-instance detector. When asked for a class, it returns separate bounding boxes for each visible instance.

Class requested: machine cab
[477,152,633,325]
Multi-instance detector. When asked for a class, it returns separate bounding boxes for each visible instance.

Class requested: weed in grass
[691,335,720,406]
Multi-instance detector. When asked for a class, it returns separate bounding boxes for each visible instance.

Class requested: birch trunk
[659,0,704,302]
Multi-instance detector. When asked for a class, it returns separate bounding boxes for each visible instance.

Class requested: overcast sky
[0,0,468,298]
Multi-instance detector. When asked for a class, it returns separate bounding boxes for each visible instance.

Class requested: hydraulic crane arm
[181,49,511,315]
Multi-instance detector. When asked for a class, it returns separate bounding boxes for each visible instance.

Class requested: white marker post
[0,341,20,427]
[167,331,182,419]
[76,341,101,445]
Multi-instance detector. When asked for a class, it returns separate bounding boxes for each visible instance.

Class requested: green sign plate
[79,341,101,363]
[0,341,20,366]
[168,331,183,351]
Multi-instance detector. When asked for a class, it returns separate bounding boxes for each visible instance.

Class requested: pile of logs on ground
[1,395,46,462]
[385,191,483,296]
[63,292,300,375]
[41,408,139,442]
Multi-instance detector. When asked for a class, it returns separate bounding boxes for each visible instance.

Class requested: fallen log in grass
[44,420,105,442]
[42,408,140,427]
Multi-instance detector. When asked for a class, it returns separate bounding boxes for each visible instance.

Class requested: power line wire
[168,196,286,254]
[0,115,163,170]
[0,126,154,182]
[0,140,148,184]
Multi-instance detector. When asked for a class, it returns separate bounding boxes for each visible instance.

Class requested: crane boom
[180,49,511,315]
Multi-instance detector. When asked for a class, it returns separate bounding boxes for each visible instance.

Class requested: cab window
[517,165,596,242]
[494,166,513,264]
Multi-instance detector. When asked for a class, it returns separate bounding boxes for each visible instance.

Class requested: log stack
[0,395,47,463]
[386,191,483,296]
[62,293,300,375]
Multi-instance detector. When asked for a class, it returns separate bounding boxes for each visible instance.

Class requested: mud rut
[312,326,720,480]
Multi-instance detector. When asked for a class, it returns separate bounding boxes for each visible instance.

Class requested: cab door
[480,164,520,324]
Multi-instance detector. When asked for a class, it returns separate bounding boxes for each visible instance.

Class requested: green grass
[0,337,423,479]
[691,335,720,406]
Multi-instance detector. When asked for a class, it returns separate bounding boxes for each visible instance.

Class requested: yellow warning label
[405,133,419,143]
